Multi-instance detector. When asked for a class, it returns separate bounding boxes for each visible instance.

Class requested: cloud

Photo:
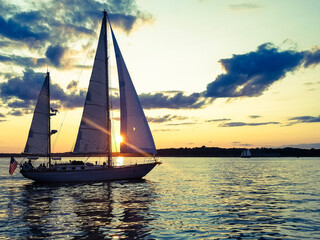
[281,143,320,149]
[0,0,152,41]
[304,48,320,67]
[205,43,306,98]
[0,70,210,115]
[249,115,261,119]
[9,110,24,116]
[110,91,212,110]
[219,121,279,127]
[109,13,138,32]
[166,122,197,126]
[0,54,47,68]
[147,114,188,123]
[45,44,66,67]
[0,113,5,117]
[206,118,231,122]
[288,115,320,125]
[229,3,261,10]
[7,100,33,109]
[139,92,212,109]
[153,129,179,132]
[0,69,86,111]
[0,15,50,43]
[0,40,12,47]
[0,70,45,102]
[232,141,253,147]
[67,80,79,90]
[0,0,154,73]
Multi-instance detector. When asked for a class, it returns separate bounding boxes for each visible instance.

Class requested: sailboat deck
[25,160,161,173]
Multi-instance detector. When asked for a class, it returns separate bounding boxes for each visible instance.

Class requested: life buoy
[22,163,31,171]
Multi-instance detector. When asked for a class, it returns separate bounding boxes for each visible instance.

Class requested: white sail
[246,149,251,157]
[241,150,245,157]
[111,27,157,155]
[73,19,108,154]
[24,75,49,155]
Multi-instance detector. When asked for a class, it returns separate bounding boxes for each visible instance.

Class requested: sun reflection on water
[115,157,124,166]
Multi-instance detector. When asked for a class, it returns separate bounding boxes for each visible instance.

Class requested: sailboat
[20,11,161,183]
[240,149,252,158]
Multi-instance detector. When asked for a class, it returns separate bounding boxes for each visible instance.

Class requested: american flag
[9,157,18,175]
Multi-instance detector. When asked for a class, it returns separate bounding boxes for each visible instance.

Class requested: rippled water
[1,157,320,239]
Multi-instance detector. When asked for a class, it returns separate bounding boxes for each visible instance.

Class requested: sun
[116,135,123,144]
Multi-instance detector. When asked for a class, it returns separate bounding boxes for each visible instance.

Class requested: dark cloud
[0,70,45,101]
[67,80,79,90]
[0,0,151,43]
[0,0,153,72]
[281,143,320,149]
[0,54,47,68]
[288,115,320,124]
[166,122,197,126]
[153,129,179,132]
[205,43,306,98]
[147,114,188,123]
[9,110,24,116]
[45,44,66,67]
[109,13,137,32]
[0,15,50,42]
[111,91,210,109]
[304,49,320,67]
[13,11,43,23]
[232,141,253,147]
[0,69,86,111]
[7,100,33,109]
[0,40,11,47]
[47,79,86,109]
[55,90,87,109]
[0,113,5,117]
[0,69,210,113]
[139,92,211,109]
[249,115,261,119]
[219,121,279,127]
[206,118,231,122]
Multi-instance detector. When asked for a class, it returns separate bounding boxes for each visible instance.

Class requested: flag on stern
[9,157,18,175]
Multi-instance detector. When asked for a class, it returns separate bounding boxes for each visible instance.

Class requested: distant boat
[241,149,252,158]
[19,11,161,183]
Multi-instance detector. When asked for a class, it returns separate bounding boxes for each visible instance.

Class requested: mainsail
[24,74,49,155]
[111,26,157,155]
[73,17,108,154]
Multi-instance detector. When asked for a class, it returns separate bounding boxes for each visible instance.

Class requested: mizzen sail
[74,18,108,154]
[111,26,157,155]
[24,74,49,155]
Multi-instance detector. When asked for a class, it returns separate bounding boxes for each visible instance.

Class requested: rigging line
[18,157,26,165]
[83,155,90,163]
[52,110,68,152]
[77,38,94,83]
[70,38,94,153]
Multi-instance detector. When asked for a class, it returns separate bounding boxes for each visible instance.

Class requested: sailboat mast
[103,10,112,167]
[47,72,52,166]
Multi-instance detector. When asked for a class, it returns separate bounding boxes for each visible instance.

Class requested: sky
[0,0,320,153]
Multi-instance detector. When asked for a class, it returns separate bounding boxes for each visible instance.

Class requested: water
[1,157,320,239]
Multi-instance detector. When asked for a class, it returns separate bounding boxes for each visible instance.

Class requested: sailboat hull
[20,162,160,183]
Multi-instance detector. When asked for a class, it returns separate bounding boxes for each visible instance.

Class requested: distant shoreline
[1,146,320,157]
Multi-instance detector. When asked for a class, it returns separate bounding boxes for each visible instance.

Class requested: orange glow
[116,135,123,144]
